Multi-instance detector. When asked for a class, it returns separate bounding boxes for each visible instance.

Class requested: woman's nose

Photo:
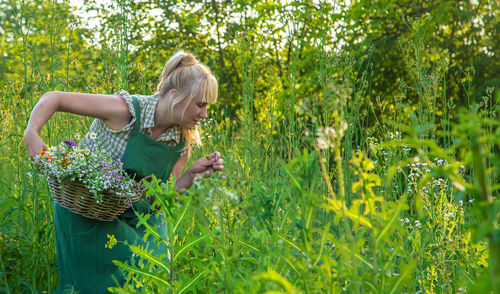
[199,106,207,119]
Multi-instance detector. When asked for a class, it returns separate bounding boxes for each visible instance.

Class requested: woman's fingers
[25,134,48,159]
[203,169,213,177]
[189,152,224,179]
[213,163,224,170]
[208,151,220,162]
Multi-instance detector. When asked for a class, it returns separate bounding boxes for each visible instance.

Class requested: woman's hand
[24,131,47,159]
[187,151,224,179]
[174,151,224,192]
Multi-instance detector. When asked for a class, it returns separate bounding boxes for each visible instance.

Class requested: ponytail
[156,52,197,92]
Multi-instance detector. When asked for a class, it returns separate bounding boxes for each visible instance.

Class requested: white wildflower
[324,127,336,138]
[317,137,329,150]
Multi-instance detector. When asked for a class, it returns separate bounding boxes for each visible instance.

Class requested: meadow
[0,1,499,293]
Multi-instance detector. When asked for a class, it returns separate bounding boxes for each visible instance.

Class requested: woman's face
[173,95,208,129]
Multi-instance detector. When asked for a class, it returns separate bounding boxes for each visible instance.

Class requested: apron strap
[131,96,141,135]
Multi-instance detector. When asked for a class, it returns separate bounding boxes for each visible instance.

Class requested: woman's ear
[168,89,178,99]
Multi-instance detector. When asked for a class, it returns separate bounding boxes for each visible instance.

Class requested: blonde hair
[156,51,218,150]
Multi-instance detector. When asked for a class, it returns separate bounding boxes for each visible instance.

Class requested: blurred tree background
[1,0,498,128]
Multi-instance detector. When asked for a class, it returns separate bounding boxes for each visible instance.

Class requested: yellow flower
[105,234,117,249]
[133,277,144,288]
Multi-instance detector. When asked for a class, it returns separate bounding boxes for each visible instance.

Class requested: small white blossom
[324,127,336,138]
[317,137,329,150]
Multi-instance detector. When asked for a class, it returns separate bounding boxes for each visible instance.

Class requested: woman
[23,51,223,293]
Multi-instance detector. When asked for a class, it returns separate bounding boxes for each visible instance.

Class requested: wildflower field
[1,1,499,293]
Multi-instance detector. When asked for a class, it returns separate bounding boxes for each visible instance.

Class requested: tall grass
[0,2,498,293]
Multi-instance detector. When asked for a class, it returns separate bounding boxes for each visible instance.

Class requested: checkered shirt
[80,90,184,159]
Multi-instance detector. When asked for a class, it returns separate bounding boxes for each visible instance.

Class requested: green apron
[53,96,184,294]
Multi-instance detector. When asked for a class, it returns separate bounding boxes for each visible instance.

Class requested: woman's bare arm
[172,149,193,192]
[24,91,131,158]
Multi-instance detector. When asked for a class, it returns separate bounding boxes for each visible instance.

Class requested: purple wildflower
[64,139,78,146]
[157,221,167,229]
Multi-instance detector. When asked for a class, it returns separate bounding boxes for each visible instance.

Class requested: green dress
[53,97,184,293]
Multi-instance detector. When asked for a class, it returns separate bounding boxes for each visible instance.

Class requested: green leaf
[238,240,261,253]
[173,234,211,263]
[178,270,206,294]
[128,244,170,274]
[173,196,191,234]
[331,239,374,270]
[375,199,404,248]
[389,260,416,294]
[281,164,304,193]
[255,269,299,294]
[112,260,171,288]
[277,233,305,257]
[135,212,164,243]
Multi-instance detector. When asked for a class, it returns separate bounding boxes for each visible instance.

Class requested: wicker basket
[48,178,147,221]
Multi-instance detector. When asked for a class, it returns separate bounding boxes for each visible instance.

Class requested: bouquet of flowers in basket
[34,133,135,204]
